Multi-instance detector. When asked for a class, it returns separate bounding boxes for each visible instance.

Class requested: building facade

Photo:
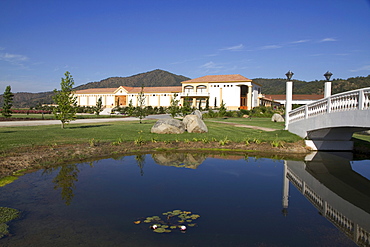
[74,74,262,110]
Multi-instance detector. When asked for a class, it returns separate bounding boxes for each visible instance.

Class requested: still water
[0,152,369,247]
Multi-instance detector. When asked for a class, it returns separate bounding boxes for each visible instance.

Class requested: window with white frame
[184,86,194,93]
[196,85,207,93]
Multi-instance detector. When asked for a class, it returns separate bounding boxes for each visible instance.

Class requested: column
[285,81,293,130]
[324,81,332,98]
[247,85,252,110]
[219,88,223,107]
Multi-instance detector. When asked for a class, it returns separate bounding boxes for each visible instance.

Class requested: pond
[0,152,369,247]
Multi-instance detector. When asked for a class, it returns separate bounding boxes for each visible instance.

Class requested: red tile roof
[75,86,182,94]
[182,74,252,83]
[74,88,118,94]
[264,94,324,100]
[127,86,182,93]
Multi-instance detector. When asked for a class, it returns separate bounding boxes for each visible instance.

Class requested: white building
[179,75,261,110]
[75,86,182,108]
[74,74,262,110]
[264,94,324,106]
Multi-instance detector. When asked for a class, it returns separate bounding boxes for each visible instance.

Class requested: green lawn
[0,118,301,152]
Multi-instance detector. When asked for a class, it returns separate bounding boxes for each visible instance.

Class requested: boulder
[183,115,208,133]
[151,119,185,134]
[359,130,370,135]
[271,113,284,122]
[191,110,203,119]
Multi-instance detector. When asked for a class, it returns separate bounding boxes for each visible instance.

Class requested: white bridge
[287,87,370,150]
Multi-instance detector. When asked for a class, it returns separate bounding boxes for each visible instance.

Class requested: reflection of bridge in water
[282,152,370,246]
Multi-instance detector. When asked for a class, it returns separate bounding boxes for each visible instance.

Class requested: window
[196,85,207,93]
[184,85,194,93]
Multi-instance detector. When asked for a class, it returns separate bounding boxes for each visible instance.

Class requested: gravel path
[0,114,171,127]
[208,120,278,132]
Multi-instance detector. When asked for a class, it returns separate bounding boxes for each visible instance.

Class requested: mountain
[74,69,189,90]
[1,69,190,108]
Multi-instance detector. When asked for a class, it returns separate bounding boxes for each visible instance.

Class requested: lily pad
[137,209,200,234]
[153,227,166,233]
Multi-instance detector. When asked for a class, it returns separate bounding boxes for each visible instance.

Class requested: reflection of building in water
[282,152,370,246]
[151,153,207,169]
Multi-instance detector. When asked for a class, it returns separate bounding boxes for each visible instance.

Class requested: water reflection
[151,152,207,169]
[43,164,80,205]
[283,152,370,246]
[26,151,370,246]
[135,155,145,176]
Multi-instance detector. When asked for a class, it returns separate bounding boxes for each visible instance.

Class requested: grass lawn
[0,118,301,152]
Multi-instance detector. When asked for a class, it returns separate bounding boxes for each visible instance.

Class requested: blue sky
[1,0,370,93]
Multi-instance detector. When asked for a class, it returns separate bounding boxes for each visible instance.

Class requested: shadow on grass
[0,131,16,134]
[68,124,111,129]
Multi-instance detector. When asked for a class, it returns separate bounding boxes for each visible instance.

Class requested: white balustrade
[289,87,370,124]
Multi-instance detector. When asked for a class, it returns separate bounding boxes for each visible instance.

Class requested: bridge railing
[286,167,370,246]
[289,87,370,124]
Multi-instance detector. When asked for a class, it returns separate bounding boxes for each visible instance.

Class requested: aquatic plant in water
[0,207,20,238]
[134,209,200,233]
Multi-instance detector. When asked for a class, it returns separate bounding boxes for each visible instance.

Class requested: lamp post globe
[324,71,333,81]
[285,71,294,81]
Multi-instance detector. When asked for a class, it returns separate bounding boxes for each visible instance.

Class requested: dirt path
[208,120,278,132]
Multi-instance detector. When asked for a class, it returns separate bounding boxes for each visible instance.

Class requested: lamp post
[324,71,333,98]
[285,71,294,130]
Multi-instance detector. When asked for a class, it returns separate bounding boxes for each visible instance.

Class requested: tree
[219,100,227,117]
[53,71,78,129]
[205,98,209,110]
[180,95,192,117]
[2,86,14,118]
[94,97,103,116]
[127,99,135,116]
[198,99,202,110]
[134,86,147,123]
[168,93,181,118]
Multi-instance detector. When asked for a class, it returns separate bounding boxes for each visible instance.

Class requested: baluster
[358,90,364,110]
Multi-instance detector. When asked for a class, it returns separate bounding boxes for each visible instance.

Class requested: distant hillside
[254,75,370,95]
[1,69,190,108]
[74,69,189,90]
